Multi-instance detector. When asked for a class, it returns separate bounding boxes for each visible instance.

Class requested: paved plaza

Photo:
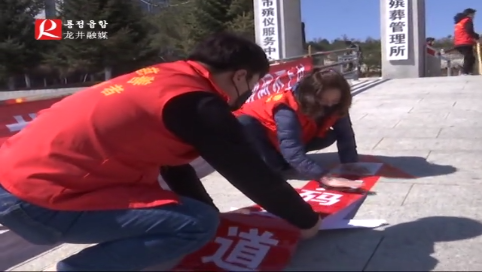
[3,75,482,271]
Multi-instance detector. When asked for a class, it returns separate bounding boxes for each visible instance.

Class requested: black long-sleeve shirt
[464,19,480,40]
[160,91,319,229]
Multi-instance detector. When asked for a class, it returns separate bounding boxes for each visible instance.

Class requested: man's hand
[319,176,363,189]
[340,163,372,175]
[299,216,322,239]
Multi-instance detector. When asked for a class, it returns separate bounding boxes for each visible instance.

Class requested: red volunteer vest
[454,17,475,46]
[0,61,228,211]
[234,90,338,149]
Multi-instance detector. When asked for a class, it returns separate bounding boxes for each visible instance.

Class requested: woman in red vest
[454,8,479,75]
[235,69,365,188]
[0,33,322,271]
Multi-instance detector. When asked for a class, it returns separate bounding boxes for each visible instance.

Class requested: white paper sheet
[228,207,387,230]
[320,219,387,230]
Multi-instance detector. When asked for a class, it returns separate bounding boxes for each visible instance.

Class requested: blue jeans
[237,115,336,171]
[0,185,219,271]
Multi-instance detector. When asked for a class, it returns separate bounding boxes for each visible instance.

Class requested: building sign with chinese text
[385,0,409,60]
[256,0,281,60]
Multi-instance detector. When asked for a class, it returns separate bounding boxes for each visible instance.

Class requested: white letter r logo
[37,20,60,39]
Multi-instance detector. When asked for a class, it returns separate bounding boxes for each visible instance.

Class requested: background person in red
[425,37,439,56]
[235,69,364,189]
[0,33,322,271]
[454,8,480,75]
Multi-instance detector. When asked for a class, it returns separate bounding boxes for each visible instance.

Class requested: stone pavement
[5,75,482,271]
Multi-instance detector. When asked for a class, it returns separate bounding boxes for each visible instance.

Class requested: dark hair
[187,32,270,79]
[463,8,476,15]
[426,37,435,42]
[296,68,352,118]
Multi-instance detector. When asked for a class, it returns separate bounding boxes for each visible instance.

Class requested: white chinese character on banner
[271,71,285,93]
[255,74,274,98]
[6,113,37,132]
[293,64,306,82]
[299,188,342,206]
[285,70,296,90]
[202,226,279,271]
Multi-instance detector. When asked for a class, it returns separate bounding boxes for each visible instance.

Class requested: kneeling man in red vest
[0,33,325,271]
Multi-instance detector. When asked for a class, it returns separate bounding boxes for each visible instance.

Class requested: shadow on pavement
[290,216,482,271]
[0,230,61,271]
[306,152,457,180]
[363,216,482,271]
[194,151,457,181]
[191,157,216,179]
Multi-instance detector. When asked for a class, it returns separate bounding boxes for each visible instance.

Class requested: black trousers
[456,45,476,75]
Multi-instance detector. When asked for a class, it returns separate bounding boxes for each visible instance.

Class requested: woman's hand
[319,176,363,189]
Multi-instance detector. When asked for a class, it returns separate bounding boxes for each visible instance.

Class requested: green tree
[360,37,382,75]
[225,0,254,40]
[148,0,197,60]
[48,0,154,81]
[149,0,254,59]
[307,38,332,51]
[0,0,45,90]
[43,0,99,82]
[433,35,453,50]
[189,0,231,43]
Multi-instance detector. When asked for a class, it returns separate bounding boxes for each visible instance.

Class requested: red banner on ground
[174,213,300,271]
[175,171,383,271]
[246,174,379,216]
[0,97,63,145]
[174,156,417,271]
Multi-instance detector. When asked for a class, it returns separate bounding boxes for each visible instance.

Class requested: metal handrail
[269,47,359,64]
[270,46,361,80]
[5,48,362,104]
[427,45,451,62]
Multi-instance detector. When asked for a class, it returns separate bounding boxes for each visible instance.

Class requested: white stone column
[278,0,303,59]
[254,0,303,60]
[380,0,426,78]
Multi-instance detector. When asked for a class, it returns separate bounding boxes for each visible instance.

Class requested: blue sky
[301,0,482,41]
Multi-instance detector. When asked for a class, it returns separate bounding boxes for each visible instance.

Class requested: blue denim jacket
[272,92,358,179]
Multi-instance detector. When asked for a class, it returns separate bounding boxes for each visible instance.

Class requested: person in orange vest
[0,33,323,271]
[235,69,366,188]
[454,8,480,75]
